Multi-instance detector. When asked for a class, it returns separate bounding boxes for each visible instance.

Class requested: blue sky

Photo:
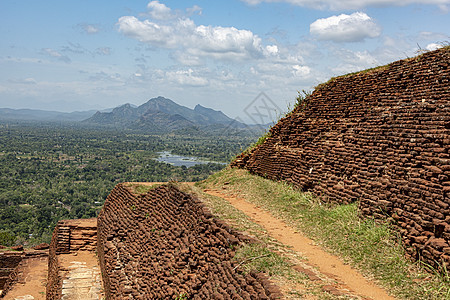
[0,0,449,121]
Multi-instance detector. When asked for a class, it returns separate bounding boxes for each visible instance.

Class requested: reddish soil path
[4,256,48,300]
[203,188,396,300]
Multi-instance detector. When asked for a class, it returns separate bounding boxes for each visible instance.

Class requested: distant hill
[0,108,97,122]
[84,96,248,133]
[0,97,267,136]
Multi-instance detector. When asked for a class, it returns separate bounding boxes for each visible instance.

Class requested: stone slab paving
[59,252,103,300]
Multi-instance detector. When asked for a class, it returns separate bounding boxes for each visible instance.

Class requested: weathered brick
[232,47,450,269]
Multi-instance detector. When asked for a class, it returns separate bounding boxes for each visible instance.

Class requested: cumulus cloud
[241,0,450,10]
[310,12,381,42]
[266,45,279,55]
[116,2,318,96]
[117,14,269,62]
[292,65,311,76]
[189,25,265,60]
[147,1,174,20]
[117,16,185,48]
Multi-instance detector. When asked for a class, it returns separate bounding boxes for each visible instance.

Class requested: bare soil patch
[203,188,396,300]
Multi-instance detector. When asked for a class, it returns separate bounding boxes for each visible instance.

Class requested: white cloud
[147,1,173,20]
[165,69,209,87]
[292,65,311,76]
[117,15,270,62]
[189,25,265,60]
[426,43,444,51]
[266,45,279,55]
[241,0,450,10]
[118,16,181,47]
[310,12,381,42]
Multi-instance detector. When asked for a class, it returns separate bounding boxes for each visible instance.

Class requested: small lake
[154,151,227,167]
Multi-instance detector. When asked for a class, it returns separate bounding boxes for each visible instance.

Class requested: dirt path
[4,256,48,300]
[59,251,103,300]
[203,188,395,300]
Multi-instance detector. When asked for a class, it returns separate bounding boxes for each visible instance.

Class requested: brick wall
[97,183,281,299]
[51,219,97,255]
[232,47,449,268]
[46,223,62,300]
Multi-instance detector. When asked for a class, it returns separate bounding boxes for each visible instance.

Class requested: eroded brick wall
[232,47,449,267]
[0,252,22,297]
[97,183,281,299]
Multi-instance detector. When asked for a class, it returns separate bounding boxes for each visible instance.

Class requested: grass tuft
[125,183,163,195]
[234,243,292,276]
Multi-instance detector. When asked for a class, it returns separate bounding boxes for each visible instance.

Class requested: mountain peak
[194,104,205,109]
[84,96,245,132]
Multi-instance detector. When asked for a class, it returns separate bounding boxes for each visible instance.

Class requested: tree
[0,230,16,246]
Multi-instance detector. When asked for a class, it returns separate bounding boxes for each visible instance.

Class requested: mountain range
[85,96,241,130]
[1,96,261,135]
